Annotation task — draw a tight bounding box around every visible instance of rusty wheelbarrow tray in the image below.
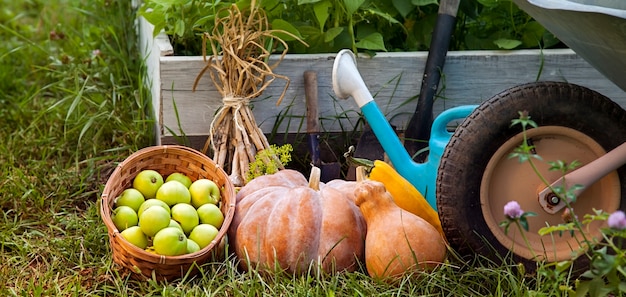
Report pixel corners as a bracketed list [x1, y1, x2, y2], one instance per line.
[512, 0, 626, 92]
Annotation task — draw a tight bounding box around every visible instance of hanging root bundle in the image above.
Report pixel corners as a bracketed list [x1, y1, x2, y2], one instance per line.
[193, 0, 305, 186]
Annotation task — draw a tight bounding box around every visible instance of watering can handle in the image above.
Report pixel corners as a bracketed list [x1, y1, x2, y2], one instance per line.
[429, 105, 478, 157]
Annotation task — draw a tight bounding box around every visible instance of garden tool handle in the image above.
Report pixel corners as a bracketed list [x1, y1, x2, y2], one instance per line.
[304, 70, 320, 134]
[440, 0, 460, 15]
[539, 141, 626, 214]
[404, 0, 460, 161]
[304, 70, 322, 167]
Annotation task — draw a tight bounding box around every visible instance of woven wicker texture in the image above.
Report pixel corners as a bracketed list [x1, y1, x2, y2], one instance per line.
[100, 145, 235, 281]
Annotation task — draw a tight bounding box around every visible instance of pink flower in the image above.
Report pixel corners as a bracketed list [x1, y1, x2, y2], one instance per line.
[504, 201, 524, 219]
[608, 210, 626, 230]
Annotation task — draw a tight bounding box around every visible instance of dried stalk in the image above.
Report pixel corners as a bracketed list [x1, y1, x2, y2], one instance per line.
[193, 0, 306, 186]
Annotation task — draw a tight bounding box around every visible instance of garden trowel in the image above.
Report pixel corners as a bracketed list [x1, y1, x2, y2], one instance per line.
[304, 70, 341, 182]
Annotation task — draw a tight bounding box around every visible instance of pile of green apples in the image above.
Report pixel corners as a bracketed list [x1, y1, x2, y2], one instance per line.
[110, 169, 224, 256]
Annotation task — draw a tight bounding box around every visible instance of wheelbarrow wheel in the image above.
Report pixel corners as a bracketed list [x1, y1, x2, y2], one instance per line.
[437, 81, 626, 274]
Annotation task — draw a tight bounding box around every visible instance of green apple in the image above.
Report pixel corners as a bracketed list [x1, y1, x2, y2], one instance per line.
[114, 188, 145, 212]
[133, 170, 164, 199]
[189, 223, 219, 249]
[165, 172, 192, 188]
[153, 227, 188, 256]
[120, 226, 149, 249]
[196, 203, 224, 229]
[168, 219, 183, 231]
[189, 179, 221, 208]
[111, 205, 138, 231]
[171, 203, 199, 235]
[156, 180, 191, 206]
[139, 205, 171, 238]
[137, 198, 170, 218]
[186, 238, 200, 254]
[145, 246, 157, 255]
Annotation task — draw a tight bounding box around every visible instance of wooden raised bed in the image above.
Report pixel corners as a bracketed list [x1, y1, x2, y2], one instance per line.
[138, 16, 626, 150]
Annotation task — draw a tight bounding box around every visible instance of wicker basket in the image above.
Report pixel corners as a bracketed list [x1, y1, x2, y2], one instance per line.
[100, 145, 236, 281]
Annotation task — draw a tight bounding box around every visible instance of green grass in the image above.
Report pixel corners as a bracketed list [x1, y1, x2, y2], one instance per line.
[0, 0, 582, 296]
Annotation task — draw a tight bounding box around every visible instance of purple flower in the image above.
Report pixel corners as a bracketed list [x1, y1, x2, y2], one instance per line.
[504, 201, 524, 219]
[608, 210, 626, 230]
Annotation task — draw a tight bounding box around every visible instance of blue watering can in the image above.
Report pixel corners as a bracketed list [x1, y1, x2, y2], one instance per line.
[332, 49, 477, 210]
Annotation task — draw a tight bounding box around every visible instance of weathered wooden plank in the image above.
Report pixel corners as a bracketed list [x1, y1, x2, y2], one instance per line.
[139, 18, 626, 144]
[157, 49, 626, 139]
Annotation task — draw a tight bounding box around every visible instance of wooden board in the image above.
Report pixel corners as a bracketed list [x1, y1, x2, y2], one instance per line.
[139, 17, 626, 144]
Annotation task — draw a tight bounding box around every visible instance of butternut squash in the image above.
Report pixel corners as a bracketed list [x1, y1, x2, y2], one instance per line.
[368, 160, 444, 237]
[354, 180, 446, 279]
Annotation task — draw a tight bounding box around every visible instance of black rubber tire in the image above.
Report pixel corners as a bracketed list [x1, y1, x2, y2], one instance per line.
[437, 81, 626, 273]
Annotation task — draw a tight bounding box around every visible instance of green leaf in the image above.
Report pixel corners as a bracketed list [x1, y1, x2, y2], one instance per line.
[566, 160, 582, 171]
[494, 38, 522, 49]
[548, 160, 566, 171]
[555, 260, 572, 273]
[343, 0, 365, 15]
[476, 0, 500, 7]
[355, 32, 386, 51]
[499, 220, 512, 235]
[588, 277, 613, 296]
[150, 21, 167, 38]
[298, 0, 321, 4]
[392, 0, 415, 18]
[271, 19, 303, 41]
[313, 0, 332, 31]
[618, 280, 626, 293]
[411, 0, 438, 6]
[616, 263, 626, 278]
[259, 0, 281, 11]
[519, 217, 529, 232]
[144, 0, 188, 7]
[140, 7, 167, 27]
[365, 8, 402, 26]
[538, 223, 576, 236]
[193, 14, 217, 28]
[574, 280, 590, 297]
[590, 247, 615, 277]
[521, 212, 537, 219]
[521, 21, 545, 48]
[174, 19, 185, 38]
[324, 27, 344, 43]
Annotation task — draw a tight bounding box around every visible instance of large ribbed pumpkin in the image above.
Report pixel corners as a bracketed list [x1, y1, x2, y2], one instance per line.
[228, 168, 366, 274]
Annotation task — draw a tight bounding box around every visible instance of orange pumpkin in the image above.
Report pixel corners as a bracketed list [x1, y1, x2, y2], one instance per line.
[354, 180, 447, 279]
[228, 168, 367, 274]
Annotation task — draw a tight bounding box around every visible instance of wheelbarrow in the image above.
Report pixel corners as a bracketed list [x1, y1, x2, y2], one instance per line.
[332, 0, 626, 273]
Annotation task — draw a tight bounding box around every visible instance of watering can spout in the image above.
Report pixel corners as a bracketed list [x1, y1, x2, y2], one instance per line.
[332, 49, 374, 108]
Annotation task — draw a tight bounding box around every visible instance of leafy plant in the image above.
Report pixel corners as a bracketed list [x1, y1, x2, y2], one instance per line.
[138, 0, 234, 56]
[272, 0, 420, 54]
[247, 143, 293, 181]
[139, 0, 426, 55]
[456, 0, 560, 50]
[139, 0, 558, 55]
